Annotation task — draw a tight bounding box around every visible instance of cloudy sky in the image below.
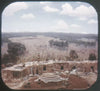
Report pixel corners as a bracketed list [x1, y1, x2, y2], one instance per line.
[2, 1, 98, 34]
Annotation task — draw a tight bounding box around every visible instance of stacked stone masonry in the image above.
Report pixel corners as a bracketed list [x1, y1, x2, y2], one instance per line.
[2, 60, 97, 79]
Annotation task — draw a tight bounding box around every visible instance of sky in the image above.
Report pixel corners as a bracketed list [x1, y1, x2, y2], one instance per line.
[2, 1, 98, 34]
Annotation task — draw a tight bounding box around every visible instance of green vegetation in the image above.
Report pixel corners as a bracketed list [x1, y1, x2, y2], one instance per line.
[88, 53, 96, 60]
[1, 32, 98, 65]
[2, 42, 26, 65]
[49, 40, 68, 50]
[69, 50, 78, 61]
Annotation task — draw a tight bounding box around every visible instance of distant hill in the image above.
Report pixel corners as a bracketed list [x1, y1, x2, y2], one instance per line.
[2, 32, 98, 46]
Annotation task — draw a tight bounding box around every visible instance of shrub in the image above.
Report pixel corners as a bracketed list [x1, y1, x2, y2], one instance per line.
[69, 50, 78, 60]
[88, 53, 96, 60]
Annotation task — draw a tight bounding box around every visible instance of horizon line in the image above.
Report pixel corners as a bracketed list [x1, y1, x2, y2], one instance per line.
[2, 32, 98, 35]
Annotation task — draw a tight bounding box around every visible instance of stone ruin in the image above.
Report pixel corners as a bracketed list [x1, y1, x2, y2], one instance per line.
[2, 60, 97, 80]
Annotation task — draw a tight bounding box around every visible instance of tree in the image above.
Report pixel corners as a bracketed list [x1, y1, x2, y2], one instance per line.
[49, 40, 68, 48]
[69, 50, 78, 60]
[2, 54, 11, 64]
[2, 42, 26, 65]
[88, 53, 96, 60]
[7, 42, 26, 56]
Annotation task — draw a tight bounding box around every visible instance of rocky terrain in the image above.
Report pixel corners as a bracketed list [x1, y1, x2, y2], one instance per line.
[1, 33, 98, 90]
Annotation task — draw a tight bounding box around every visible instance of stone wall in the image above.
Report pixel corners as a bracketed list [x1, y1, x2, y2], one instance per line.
[2, 61, 97, 79]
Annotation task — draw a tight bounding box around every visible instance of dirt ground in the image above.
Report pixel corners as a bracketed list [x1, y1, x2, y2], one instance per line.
[3, 72, 96, 90]
[18, 74, 90, 90]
